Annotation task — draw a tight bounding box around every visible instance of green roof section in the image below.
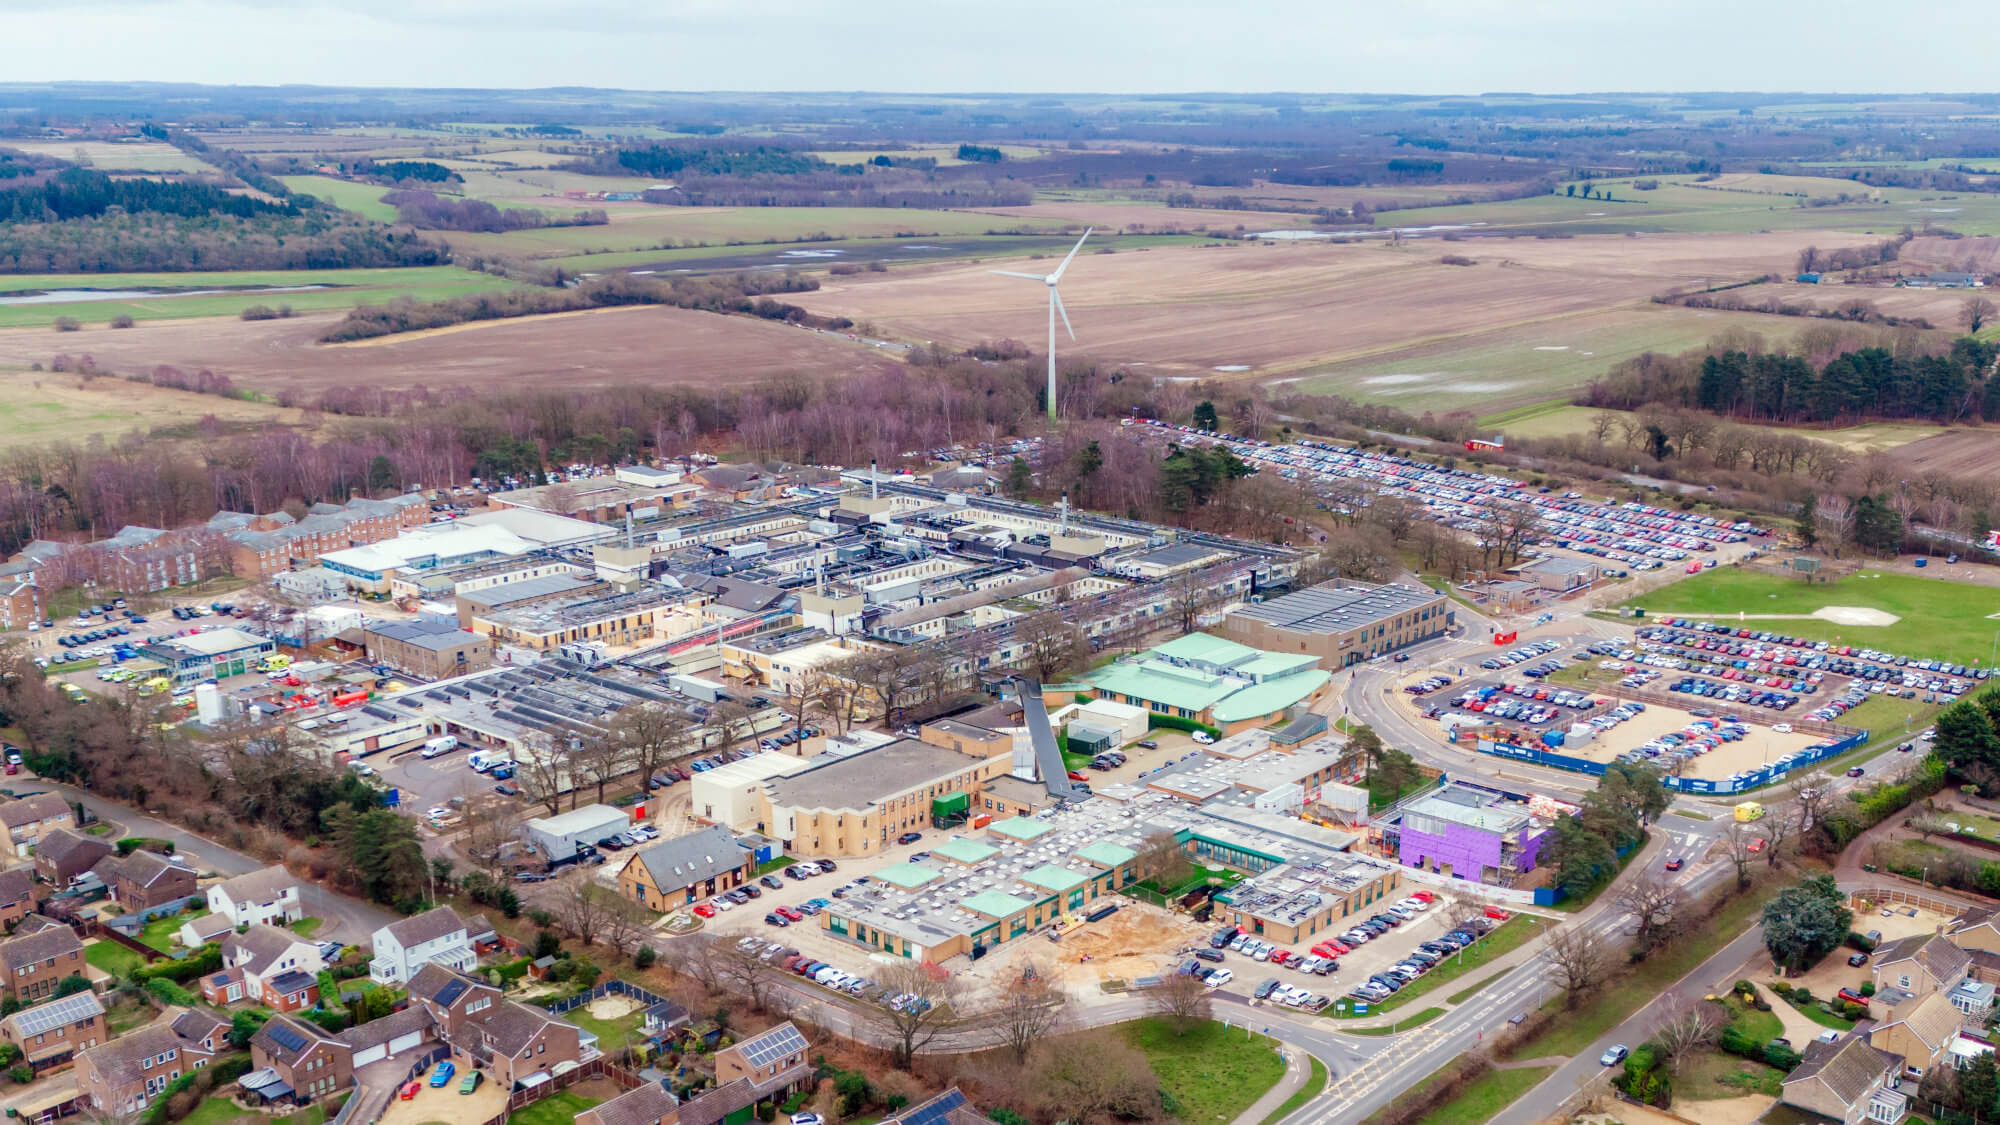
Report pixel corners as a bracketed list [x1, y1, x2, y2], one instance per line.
[1209, 669, 1331, 723]
[988, 816, 1055, 842]
[1075, 841, 1137, 869]
[1151, 632, 1255, 665]
[1021, 864, 1089, 894]
[1238, 651, 1322, 678]
[873, 863, 944, 890]
[1088, 660, 1236, 711]
[930, 837, 999, 865]
[962, 890, 1036, 918]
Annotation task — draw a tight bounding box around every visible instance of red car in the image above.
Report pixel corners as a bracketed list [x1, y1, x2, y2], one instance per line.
[777, 906, 804, 922]
[1068, 771, 1089, 782]
[1411, 891, 1435, 903]
[692, 903, 717, 918]
[1484, 906, 1512, 920]
[1747, 838, 1767, 854]
[1837, 988, 1869, 1006]
[1665, 857, 1684, 871]
[399, 1081, 422, 1101]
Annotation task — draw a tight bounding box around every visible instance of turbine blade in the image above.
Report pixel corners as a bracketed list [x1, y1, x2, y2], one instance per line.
[1049, 227, 1094, 282]
[989, 270, 1048, 281]
[1052, 287, 1075, 341]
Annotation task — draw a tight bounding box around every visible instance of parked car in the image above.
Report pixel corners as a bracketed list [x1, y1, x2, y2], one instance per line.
[459, 1071, 483, 1095]
[430, 1061, 456, 1088]
[1599, 1045, 1628, 1067]
[399, 1081, 421, 1101]
[897, 832, 923, 845]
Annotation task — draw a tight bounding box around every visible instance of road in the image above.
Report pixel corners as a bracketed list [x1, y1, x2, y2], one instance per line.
[29, 777, 397, 945]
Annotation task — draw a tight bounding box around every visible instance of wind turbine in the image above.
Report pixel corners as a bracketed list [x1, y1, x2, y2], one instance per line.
[992, 227, 1092, 421]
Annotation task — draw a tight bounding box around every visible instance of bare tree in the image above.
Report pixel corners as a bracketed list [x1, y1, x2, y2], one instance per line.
[1546, 924, 1609, 1008]
[1614, 871, 1683, 957]
[1723, 821, 1757, 889]
[865, 961, 967, 1068]
[600, 893, 652, 957]
[1762, 807, 1800, 867]
[987, 960, 1070, 1064]
[1907, 813, 1954, 844]
[1964, 295, 1996, 335]
[459, 798, 524, 876]
[559, 880, 615, 947]
[608, 702, 699, 793]
[1144, 972, 1212, 1036]
[1789, 772, 1832, 834]
[572, 729, 631, 806]
[1024, 1032, 1164, 1124]
[715, 937, 785, 1013]
[1170, 569, 1218, 633]
[1133, 830, 1194, 894]
[1651, 995, 1726, 1072]
[515, 734, 572, 817]
[1016, 610, 1086, 683]
[662, 934, 727, 992]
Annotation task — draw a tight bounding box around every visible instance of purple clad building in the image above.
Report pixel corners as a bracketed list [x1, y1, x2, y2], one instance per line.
[1390, 786, 1553, 886]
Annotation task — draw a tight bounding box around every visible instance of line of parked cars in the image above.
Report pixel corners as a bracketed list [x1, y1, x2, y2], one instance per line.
[593, 824, 661, 851]
[1479, 640, 1563, 671]
[1206, 928, 1339, 976]
[1345, 898, 1505, 1006]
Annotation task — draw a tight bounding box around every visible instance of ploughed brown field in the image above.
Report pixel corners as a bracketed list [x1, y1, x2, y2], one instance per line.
[799, 230, 1882, 381]
[0, 306, 900, 395]
[1883, 428, 2000, 475]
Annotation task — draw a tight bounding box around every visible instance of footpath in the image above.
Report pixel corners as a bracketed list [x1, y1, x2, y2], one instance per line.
[1231, 1045, 1316, 1125]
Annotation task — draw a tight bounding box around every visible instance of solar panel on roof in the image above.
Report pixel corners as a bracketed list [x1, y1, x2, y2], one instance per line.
[897, 1089, 967, 1125]
[267, 1022, 308, 1052]
[739, 1023, 808, 1068]
[435, 978, 468, 1008]
[9, 991, 101, 1036]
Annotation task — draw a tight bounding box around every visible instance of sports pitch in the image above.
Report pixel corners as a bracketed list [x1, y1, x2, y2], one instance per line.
[1620, 568, 2000, 666]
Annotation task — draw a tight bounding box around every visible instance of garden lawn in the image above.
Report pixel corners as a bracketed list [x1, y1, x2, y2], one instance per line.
[1124, 1018, 1287, 1125]
[1678, 1050, 1786, 1100]
[1621, 568, 2000, 665]
[178, 1097, 266, 1125]
[1725, 996, 1784, 1043]
[563, 1006, 641, 1051]
[85, 940, 146, 978]
[507, 1090, 603, 1125]
[290, 917, 323, 939]
[754, 854, 796, 877]
[138, 908, 200, 952]
[1777, 992, 1857, 1030]
[1331, 916, 1540, 1016]
[1508, 881, 1776, 1059]
[1260, 1057, 1327, 1125]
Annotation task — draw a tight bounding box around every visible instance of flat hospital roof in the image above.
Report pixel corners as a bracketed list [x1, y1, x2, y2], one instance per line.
[764, 740, 987, 813]
[988, 816, 1054, 841]
[874, 863, 945, 890]
[1020, 864, 1087, 894]
[931, 837, 999, 865]
[962, 890, 1036, 918]
[1230, 581, 1442, 635]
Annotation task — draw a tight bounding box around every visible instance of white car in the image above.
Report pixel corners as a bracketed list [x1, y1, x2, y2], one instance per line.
[1205, 968, 1233, 987]
[792, 1116, 824, 1125]
[424, 806, 448, 820]
[1192, 731, 1215, 745]
[1773, 723, 1793, 733]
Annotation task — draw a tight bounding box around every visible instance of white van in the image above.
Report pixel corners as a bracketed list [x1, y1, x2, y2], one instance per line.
[468, 750, 513, 773]
[421, 736, 460, 759]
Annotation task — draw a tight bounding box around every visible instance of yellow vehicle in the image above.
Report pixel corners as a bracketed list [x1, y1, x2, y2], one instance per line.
[259, 655, 292, 672]
[136, 675, 172, 697]
[1734, 801, 1765, 823]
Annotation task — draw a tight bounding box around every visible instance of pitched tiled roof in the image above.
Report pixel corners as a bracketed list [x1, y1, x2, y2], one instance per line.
[0, 793, 69, 829]
[34, 828, 112, 872]
[334, 1004, 433, 1053]
[407, 962, 491, 1008]
[1877, 991, 1964, 1053]
[1786, 1036, 1899, 1103]
[476, 1002, 566, 1057]
[82, 1024, 185, 1088]
[0, 923, 82, 971]
[1955, 904, 2000, 932]
[631, 826, 749, 892]
[381, 905, 465, 949]
[225, 924, 308, 977]
[1873, 933, 1973, 985]
[213, 866, 296, 906]
[171, 1008, 229, 1049]
[249, 1014, 333, 1067]
[114, 849, 194, 889]
[183, 913, 236, 943]
[0, 866, 35, 903]
[584, 1082, 680, 1125]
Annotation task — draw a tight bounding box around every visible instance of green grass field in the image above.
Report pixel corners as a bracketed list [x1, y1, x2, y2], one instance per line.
[1471, 402, 1947, 455]
[1623, 568, 2000, 665]
[506, 1090, 602, 1125]
[446, 205, 1066, 261]
[0, 379, 300, 456]
[279, 176, 402, 222]
[84, 939, 146, 978]
[0, 266, 520, 329]
[1126, 1018, 1287, 1125]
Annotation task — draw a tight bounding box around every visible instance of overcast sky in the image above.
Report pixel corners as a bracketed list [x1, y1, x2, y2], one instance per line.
[6, 0, 1993, 94]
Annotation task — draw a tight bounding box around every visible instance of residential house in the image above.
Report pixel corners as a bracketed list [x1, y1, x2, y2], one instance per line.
[578, 1022, 812, 1125]
[0, 866, 39, 930]
[406, 963, 587, 1088]
[0, 794, 73, 858]
[1947, 905, 2000, 978]
[883, 1089, 996, 1125]
[207, 866, 302, 928]
[78, 1023, 199, 1116]
[368, 904, 476, 985]
[1867, 991, 1970, 1081]
[95, 849, 198, 912]
[0, 926, 86, 1003]
[1780, 1034, 1908, 1125]
[178, 912, 236, 949]
[248, 1016, 351, 1107]
[203, 925, 323, 1011]
[0, 990, 106, 1073]
[1872, 933, 1973, 1002]
[170, 1009, 229, 1063]
[643, 1000, 690, 1037]
[33, 829, 113, 889]
[616, 826, 753, 911]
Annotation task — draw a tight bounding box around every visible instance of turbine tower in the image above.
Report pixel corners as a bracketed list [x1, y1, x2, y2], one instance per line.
[992, 227, 1092, 421]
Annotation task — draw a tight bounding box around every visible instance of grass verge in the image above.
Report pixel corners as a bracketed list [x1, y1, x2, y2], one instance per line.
[1343, 1007, 1444, 1035]
[1506, 879, 1776, 1060]
[84, 939, 146, 978]
[1671, 809, 1712, 820]
[1447, 972, 1505, 1006]
[1259, 1056, 1327, 1125]
[1125, 1018, 1287, 1125]
[1418, 1067, 1555, 1125]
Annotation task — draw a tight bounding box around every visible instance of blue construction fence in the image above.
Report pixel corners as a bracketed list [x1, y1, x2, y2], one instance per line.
[1473, 729, 1869, 796]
